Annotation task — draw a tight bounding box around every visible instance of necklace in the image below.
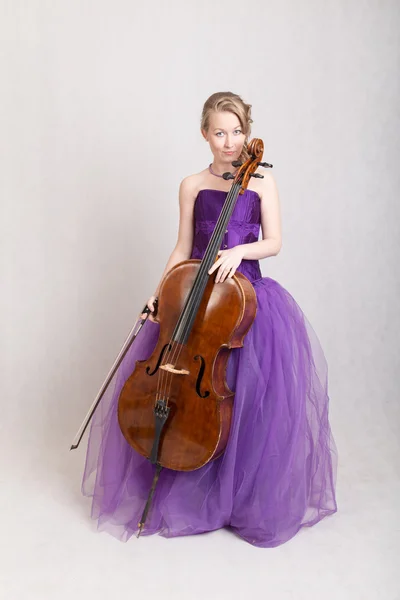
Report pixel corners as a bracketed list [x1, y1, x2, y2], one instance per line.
[208, 163, 238, 178]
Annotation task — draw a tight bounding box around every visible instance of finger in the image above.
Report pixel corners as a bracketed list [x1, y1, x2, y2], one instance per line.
[212, 257, 228, 272]
[216, 268, 226, 283]
[209, 262, 220, 275]
[209, 251, 226, 274]
[219, 265, 233, 282]
[220, 268, 231, 282]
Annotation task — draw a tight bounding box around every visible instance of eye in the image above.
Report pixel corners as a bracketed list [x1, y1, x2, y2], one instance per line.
[216, 132, 224, 137]
[234, 129, 242, 135]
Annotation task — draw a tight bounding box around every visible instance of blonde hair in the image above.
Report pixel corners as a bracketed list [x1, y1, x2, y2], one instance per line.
[200, 91, 253, 163]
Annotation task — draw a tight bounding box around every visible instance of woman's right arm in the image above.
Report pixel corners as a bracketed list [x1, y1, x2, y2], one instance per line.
[140, 176, 197, 319]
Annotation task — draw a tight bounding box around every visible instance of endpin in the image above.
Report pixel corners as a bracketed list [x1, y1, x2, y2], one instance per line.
[136, 463, 163, 538]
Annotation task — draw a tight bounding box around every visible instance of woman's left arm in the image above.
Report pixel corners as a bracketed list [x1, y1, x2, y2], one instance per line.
[240, 172, 282, 260]
[208, 173, 282, 283]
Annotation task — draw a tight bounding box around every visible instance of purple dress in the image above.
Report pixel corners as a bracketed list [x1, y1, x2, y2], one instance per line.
[82, 188, 338, 547]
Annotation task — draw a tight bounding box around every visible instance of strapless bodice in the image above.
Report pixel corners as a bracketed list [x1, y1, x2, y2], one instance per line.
[190, 188, 262, 283]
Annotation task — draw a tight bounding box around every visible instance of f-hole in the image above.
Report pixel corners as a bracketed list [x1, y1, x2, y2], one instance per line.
[146, 343, 172, 376]
[194, 354, 210, 398]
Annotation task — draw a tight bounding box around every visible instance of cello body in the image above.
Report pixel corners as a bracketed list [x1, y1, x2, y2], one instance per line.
[117, 259, 257, 471]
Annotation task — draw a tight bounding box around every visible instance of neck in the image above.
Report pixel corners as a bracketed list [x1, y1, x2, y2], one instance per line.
[210, 160, 236, 177]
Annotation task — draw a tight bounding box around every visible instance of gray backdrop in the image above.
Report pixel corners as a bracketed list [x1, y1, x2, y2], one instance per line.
[1, 1, 399, 599]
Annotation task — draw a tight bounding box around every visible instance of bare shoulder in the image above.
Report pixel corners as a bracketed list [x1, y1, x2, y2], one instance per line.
[258, 171, 280, 205]
[179, 168, 209, 202]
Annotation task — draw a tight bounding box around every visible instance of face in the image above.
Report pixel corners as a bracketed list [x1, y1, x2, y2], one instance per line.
[202, 111, 246, 164]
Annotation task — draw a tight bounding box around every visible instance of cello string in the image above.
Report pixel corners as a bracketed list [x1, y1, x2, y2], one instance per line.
[156, 182, 242, 411]
[153, 184, 238, 410]
[157, 183, 241, 407]
[149, 180, 244, 472]
[174, 183, 242, 351]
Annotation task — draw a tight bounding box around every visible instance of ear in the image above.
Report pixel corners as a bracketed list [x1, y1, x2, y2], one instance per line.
[201, 128, 208, 141]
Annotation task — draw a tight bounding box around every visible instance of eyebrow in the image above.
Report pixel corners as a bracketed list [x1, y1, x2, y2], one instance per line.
[213, 127, 242, 132]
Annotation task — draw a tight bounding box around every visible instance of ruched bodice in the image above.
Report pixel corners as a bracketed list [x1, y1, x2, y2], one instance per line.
[190, 188, 262, 283]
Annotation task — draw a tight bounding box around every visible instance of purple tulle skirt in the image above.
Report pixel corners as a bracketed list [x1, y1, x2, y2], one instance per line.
[82, 276, 338, 547]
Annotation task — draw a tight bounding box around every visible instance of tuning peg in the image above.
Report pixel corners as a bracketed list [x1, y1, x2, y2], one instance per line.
[258, 162, 273, 168]
[222, 172, 236, 180]
[251, 173, 264, 178]
[231, 161, 243, 167]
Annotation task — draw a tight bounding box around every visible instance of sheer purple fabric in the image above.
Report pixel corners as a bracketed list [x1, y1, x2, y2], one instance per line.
[81, 188, 338, 547]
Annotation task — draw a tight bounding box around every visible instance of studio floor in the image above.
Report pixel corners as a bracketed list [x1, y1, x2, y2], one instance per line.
[1, 425, 398, 600]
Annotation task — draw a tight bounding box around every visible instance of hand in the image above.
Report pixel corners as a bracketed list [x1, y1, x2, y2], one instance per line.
[208, 246, 244, 283]
[140, 295, 158, 321]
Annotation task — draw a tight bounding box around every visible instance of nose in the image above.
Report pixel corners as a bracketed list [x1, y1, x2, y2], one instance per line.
[224, 135, 234, 148]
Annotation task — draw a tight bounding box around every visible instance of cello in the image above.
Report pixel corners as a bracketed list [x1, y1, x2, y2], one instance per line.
[117, 138, 272, 534]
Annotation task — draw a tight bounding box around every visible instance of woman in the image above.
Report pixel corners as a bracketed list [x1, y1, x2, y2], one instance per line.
[82, 91, 338, 547]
